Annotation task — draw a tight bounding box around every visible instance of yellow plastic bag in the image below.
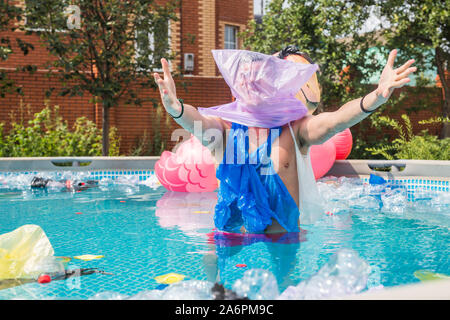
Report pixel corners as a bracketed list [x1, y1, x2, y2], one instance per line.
[0, 225, 57, 280]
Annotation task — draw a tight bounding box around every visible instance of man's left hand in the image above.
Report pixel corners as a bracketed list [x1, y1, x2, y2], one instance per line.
[377, 49, 417, 100]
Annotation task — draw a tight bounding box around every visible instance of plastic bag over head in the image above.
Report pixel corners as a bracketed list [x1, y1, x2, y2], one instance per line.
[198, 49, 319, 128]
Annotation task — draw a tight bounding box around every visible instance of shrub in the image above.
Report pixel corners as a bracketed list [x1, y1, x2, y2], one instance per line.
[365, 114, 450, 160]
[0, 103, 120, 157]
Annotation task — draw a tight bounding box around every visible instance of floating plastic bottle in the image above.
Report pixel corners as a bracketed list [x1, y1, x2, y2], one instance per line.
[278, 249, 371, 299]
[231, 269, 280, 300]
[160, 280, 214, 300]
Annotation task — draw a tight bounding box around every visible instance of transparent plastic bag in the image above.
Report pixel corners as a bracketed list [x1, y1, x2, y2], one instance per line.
[287, 123, 325, 225]
[0, 225, 60, 280]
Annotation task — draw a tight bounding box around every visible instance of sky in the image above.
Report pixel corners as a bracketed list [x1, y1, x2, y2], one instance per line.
[253, 0, 265, 15]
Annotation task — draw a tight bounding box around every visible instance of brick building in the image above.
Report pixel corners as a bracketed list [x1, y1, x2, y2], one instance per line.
[0, 0, 254, 154]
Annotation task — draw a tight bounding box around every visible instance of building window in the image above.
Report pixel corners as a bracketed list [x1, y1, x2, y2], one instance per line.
[135, 19, 170, 71]
[224, 25, 239, 49]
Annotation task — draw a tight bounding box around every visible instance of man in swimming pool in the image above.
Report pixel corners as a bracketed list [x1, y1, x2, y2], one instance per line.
[153, 47, 416, 233]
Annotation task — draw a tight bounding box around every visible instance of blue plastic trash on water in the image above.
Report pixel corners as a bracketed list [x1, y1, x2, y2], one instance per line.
[369, 174, 387, 185]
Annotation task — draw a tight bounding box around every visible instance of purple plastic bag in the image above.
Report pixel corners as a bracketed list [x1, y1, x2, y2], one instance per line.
[198, 50, 319, 128]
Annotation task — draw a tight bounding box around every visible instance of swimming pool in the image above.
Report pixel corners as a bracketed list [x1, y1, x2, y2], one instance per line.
[0, 159, 449, 300]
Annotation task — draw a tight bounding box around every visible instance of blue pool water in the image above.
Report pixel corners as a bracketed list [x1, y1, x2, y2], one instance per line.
[0, 172, 449, 299]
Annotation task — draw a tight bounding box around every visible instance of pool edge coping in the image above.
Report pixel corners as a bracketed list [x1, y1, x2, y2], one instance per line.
[0, 157, 449, 178]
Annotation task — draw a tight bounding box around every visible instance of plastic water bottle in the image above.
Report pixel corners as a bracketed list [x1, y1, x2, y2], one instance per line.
[232, 269, 279, 300]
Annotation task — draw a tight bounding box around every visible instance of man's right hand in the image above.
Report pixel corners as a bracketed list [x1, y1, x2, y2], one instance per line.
[153, 58, 182, 116]
[152, 57, 225, 151]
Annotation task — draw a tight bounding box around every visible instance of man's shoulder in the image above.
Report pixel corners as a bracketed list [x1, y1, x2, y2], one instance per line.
[290, 115, 315, 148]
[292, 115, 314, 130]
[205, 117, 231, 130]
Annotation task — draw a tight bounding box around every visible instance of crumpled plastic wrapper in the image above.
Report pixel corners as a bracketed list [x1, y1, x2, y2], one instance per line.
[0, 225, 62, 280]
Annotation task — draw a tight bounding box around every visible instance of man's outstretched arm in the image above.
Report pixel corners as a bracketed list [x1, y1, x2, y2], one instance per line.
[298, 49, 417, 146]
[153, 58, 225, 145]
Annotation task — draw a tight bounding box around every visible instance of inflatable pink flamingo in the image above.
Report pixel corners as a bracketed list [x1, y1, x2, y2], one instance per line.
[155, 135, 218, 192]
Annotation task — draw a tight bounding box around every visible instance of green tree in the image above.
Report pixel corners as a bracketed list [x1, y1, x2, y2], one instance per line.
[241, 0, 384, 111]
[22, 0, 179, 155]
[0, 0, 35, 97]
[242, 0, 449, 158]
[376, 0, 450, 138]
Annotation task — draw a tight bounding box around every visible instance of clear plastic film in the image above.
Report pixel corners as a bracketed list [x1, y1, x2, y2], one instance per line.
[0, 225, 62, 280]
[198, 49, 319, 128]
[288, 123, 325, 225]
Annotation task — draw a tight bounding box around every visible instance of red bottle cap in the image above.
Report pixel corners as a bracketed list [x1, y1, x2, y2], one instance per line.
[38, 274, 51, 284]
[235, 264, 247, 268]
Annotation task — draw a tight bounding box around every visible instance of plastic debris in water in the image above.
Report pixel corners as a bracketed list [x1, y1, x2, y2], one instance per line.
[0, 225, 63, 280]
[211, 283, 248, 300]
[96, 281, 215, 300]
[73, 255, 104, 261]
[49, 268, 113, 281]
[235, 264, 247, 268]
[127, 290, 163, 300]
[414, 270, 450, 282]
[348, 195, 381, 211]
[37, 274, 51, 284]
[89, 281, 246, 301]
[156, 284, 169, 290]
[278, 249, 371, 300]
[154, 273, 186, 284]
[55, 256, 71, 263]
[161, 280, 214, 300]
[54, 256, 72, 270]
[138, 173, 162, 190]
[381, 188, 407, 213]
[232, 269, 280, 300]
[89, 291, 129, 300]
[369, 174, 387, 185]
[88, 250, 373, 301]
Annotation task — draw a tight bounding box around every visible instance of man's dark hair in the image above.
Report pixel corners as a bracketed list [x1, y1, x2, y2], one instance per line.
[277, 45, 301, 59]
[277, 45, 315, 65]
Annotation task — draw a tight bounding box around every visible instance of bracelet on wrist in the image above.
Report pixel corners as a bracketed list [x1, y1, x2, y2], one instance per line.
[169, 99, 184, 119]
[360, 94, 375, 114]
